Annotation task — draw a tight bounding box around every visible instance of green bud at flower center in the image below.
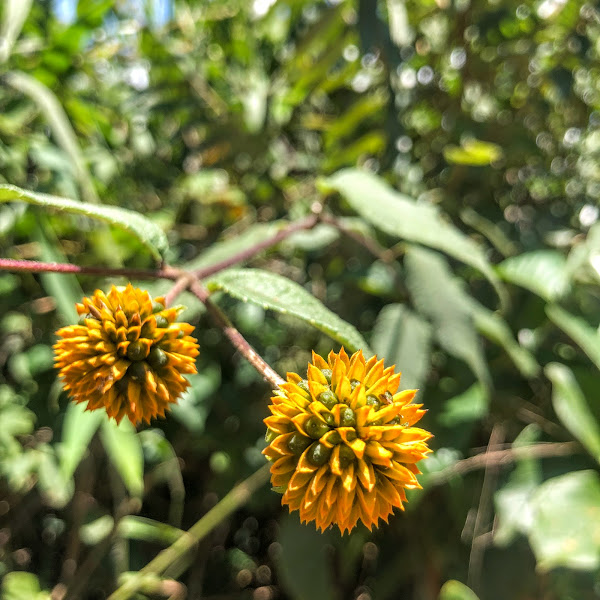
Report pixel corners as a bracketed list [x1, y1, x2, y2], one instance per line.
[318, 390, 338, 409]
[155, 315, 169, 329]
[321, 369, 332, 383]
[152, 301, 165, 313]
[305, 416, 330, 439]
[367, 394, 381, 410]
[307, 442, 332, 466]
[127, 360, 147, 381]
[340, 406, 356, 427]
[127, 340, 148, 361]
[287, 432, 312, 455]
[147, 347, 168, 369]
[339, 444, 356, 468]
[297, 379, 310, 393]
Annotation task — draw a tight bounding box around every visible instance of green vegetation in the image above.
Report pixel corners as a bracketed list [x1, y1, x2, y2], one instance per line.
[1, 1, 600, 599]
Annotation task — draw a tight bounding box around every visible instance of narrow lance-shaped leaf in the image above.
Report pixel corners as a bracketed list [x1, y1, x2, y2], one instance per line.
[546, 304, 600, 371]
[5, 71, 98, 204]
[545, 362, 600, 464]
[0, 183, 169, 261]
[371, 303, 432, 390]
[206, 268, 372, 354]
[100, 419, 145, 499]
[405, 246, 491, 389]
[320, 168, 506, 308]
[497, 250, 570, 301]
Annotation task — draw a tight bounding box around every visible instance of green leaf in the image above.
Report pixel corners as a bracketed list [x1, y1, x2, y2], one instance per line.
[206, 268, 372, 354]
[545, 363, 600, 463]
[494, 425, 542, 546]
[0, 183, 169, 261]
[498, 250, 569, 301]
[439, 580, 480, 600]
[320, 168, 506, 307]
[80, 515, 183, 546]
[471, 303, 540, 378]
[1, 572, 50, 600]
[0, 0, 33, 63]
[59, 402, 104, 480]
[33, 219, 82, 323]
[443, 139, 503, 166]
[546, 304, 600, 371]
[371, 303, 432, 390]
[528, 470, 600, 571]
[5, 71, 98, 204]
[185, 221, 284, 272]
[405, 247, 491, 388]
[100, 419, 145, 499]
[439, 384, 488, 427]
[276, 513, 337, 600]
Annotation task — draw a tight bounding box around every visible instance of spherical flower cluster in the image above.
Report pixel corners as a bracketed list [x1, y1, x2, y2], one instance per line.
[263, 348, 432, 533]
[54, 284, 199, 425]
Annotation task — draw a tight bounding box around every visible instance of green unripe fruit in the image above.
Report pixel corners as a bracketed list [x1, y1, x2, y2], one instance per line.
[322, 412, 335, 426]
[305, 416, 330, 439]
[338, 444, 356, 468]
[297, 379, 310, 393]
[127, 360, 147, 381]
[321, 369, 332, 383]
[307, 442, 332, 466]
[328, 431, 342, 445]
[366, 395, 381, 410]
[287, 432, 312, 455]
[155, 315, 169, 329]
[147, 347, 168, 369]
[127, 340, 148, 361]
[340, 406, 356, 427]
[318, 390, 338, 409]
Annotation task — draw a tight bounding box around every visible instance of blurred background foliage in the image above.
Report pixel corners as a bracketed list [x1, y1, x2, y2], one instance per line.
[1, 0, 600, 599]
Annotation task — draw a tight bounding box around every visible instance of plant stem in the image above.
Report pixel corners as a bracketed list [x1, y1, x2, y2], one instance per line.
[0, 258, 180, 280]
[192, 214, 319, 279]
[189, 280, 285, 388]
[107, 465, 271, 600]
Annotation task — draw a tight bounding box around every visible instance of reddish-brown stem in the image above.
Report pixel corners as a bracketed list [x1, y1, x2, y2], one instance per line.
[193, 214, 319, 279]
[164, 274, 194, 307]
[0, 258, 180, 280]
[189, 280, 284, 388]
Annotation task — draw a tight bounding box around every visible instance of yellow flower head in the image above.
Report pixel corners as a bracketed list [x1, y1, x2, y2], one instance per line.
[263, 348, 432, 534]
[54, 284, 199, 425]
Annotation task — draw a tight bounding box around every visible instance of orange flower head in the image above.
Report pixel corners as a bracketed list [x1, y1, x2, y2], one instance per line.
[263, 348, 432, 534]
[54, 284, 199, 425]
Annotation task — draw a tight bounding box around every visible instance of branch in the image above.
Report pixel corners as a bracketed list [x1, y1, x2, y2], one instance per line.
[189, 280, 285, 388]
[0, 258, 180, 280]
[192, 214, 319, 279]
[427, 441, 581, 486]
[107, 465, 270, 600]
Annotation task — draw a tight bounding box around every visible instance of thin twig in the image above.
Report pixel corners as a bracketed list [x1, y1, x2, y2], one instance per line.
[193, 214, 319, 279]
[164, 273, 195, 307]
[0, 258, 181, 280]
[107, 465, 271, 600]
[189, 280, 285, 388]
[468, 424, 504, 592]
[320, 213, 394, 263]
[427, 441, 580, 486]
